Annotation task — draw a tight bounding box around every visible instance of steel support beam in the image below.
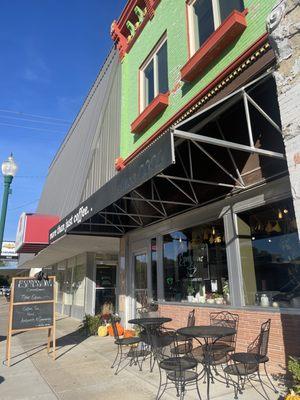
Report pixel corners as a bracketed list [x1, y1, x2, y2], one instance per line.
[157, 173, 236, 188]
[173, 129, 286, 160]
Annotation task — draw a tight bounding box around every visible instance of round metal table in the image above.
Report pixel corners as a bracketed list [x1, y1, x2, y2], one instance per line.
[129, 317, 172, 371]
[177, 325, 236, 400]
[128, 317, 172, 328]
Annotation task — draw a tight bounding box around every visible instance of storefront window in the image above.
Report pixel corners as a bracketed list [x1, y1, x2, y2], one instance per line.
[72, 264, 86, 307]
[151, 238, 157, 301]
[163, 220, 230, 304]
[238, 199, 300, 308]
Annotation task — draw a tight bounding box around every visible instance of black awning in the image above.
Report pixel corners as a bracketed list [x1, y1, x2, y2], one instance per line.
[49, 132, 175, 242]
[49, 73, 287, 243]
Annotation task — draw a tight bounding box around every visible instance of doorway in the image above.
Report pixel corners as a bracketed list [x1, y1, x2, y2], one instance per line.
[95, 265, 116, 315]
[134, 252, 148, 314]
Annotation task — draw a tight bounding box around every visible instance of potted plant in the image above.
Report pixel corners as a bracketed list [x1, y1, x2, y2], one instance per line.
[285, 357, 300, 399]
[223, 281, 230, 304]
[195, 282, 206, 303]
[187, 284, 195, 302]
[213, 293, 224, 305]
[206, 292, 215, 304]
[81, 314, 101, 336]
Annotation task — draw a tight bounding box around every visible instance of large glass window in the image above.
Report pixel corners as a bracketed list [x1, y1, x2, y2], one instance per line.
[163, 220, 230, 304]
[238, 199, 300, 308]
[140, 37, 168, 111]
[188, 0, 244, 55]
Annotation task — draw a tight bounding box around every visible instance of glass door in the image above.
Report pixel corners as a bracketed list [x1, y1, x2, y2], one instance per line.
[95, 265, 116, 315]
[134, 253, 148, 313]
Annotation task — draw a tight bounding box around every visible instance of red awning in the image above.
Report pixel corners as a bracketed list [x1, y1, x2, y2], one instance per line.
[15, 213, 59, 253]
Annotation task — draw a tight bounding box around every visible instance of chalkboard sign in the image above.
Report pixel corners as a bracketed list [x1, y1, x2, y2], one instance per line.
[13, 279, 54, 303]
[12, 303, 53, 330]
[6, 276, 56, 367]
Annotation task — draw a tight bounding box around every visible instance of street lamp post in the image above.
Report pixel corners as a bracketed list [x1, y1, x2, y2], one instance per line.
[0, 154, 18, 251]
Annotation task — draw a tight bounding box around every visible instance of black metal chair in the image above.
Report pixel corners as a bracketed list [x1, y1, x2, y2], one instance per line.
[152, 329, 202, 400]
[224, 319, 278, 400]
[110, 319, 142, 375]
[209, 311, 239, 354]
[173, 309, 195, 356]
[190, 311, 239, 378]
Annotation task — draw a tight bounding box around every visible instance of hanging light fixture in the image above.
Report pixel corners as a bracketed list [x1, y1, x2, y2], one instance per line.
[278, 209, 283, 219]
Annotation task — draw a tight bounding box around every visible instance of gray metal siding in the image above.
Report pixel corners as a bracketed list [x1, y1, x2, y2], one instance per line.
[81, 58, 121, 201]
[36, 48, 121, 218]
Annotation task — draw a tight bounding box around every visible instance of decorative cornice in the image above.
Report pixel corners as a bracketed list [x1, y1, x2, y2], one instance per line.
[111, 0, 161, 59]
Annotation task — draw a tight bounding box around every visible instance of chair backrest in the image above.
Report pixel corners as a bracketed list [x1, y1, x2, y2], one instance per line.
[248, 319, 271, 357]
[187, 309, 195, 327]
[111, 319, 120, 340]
[150, 329, 178, 361]
[210, 311, 239, 346]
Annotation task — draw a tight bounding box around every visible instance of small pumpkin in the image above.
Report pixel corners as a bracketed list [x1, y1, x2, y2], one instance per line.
[98, 325, 108, 337]
[124, 329, 135, 338]
[285, 391, 300, 400]
[107, 322, 124, 337]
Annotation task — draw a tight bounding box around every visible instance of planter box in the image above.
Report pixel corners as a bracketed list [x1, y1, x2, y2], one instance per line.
[181, 10, 247, 83]
[131, 93, 169, 134]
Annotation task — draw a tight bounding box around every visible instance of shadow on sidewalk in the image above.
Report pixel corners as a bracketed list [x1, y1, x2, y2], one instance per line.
[6, 327, 88, 366]
[0, 376, 4, 384]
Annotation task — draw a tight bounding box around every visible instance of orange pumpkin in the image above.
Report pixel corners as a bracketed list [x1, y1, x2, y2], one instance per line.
[124, 329, 135, 338]
[107, 322, 124, 337]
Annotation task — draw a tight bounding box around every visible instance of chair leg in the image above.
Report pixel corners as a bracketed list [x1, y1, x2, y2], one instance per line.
[111, 345, 120, 369]
[196, 378, 202, 400]
[114, 345, 123, 375]
[263, 363, 278, 394]
[156, 370, 167, 400]
[258, 369, 271, 400]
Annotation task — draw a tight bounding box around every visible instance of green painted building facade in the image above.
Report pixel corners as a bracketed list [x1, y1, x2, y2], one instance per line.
[118, 0, 276, 160]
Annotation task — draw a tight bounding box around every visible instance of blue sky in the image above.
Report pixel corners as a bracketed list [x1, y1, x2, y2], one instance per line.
[0, 0, 126, 241]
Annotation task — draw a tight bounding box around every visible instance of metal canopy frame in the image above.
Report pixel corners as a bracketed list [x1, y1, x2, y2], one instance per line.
[70, 73, 287, 237]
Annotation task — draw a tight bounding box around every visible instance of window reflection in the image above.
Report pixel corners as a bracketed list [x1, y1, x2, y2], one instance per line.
[238, 199, 300, 308]
[163, 220, 229, 304]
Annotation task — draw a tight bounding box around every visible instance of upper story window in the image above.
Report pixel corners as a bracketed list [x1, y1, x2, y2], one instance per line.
[140, 36, 168, 112]
[187, 0, 244, 56]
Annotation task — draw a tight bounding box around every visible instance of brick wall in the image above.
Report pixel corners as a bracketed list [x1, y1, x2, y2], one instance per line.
[158, 303, 300, 374]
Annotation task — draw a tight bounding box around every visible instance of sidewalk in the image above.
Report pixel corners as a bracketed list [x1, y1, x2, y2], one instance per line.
[0, 297, 284, 400]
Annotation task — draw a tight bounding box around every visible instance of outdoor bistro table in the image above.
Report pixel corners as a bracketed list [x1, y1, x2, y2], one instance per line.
[128, 317, 172, 371]
[177, 325, 236, 400]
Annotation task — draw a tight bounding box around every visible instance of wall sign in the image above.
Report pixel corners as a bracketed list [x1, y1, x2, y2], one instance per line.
[6, 277, 56, 367]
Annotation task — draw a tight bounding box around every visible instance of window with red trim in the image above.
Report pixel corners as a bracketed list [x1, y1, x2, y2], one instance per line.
[140, 35, 169, 112]
[187, 0, 244, 56]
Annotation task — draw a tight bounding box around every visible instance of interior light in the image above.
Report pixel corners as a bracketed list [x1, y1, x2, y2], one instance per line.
[278, 209, 283, 219]
[252, 236, 255, 240]
[212, 226, 216, 235]
[283, 209, 288, 214]
[268, 239, 272, 243]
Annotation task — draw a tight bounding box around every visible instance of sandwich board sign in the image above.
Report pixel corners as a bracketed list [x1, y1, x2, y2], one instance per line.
[6, 276, 56, 367]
